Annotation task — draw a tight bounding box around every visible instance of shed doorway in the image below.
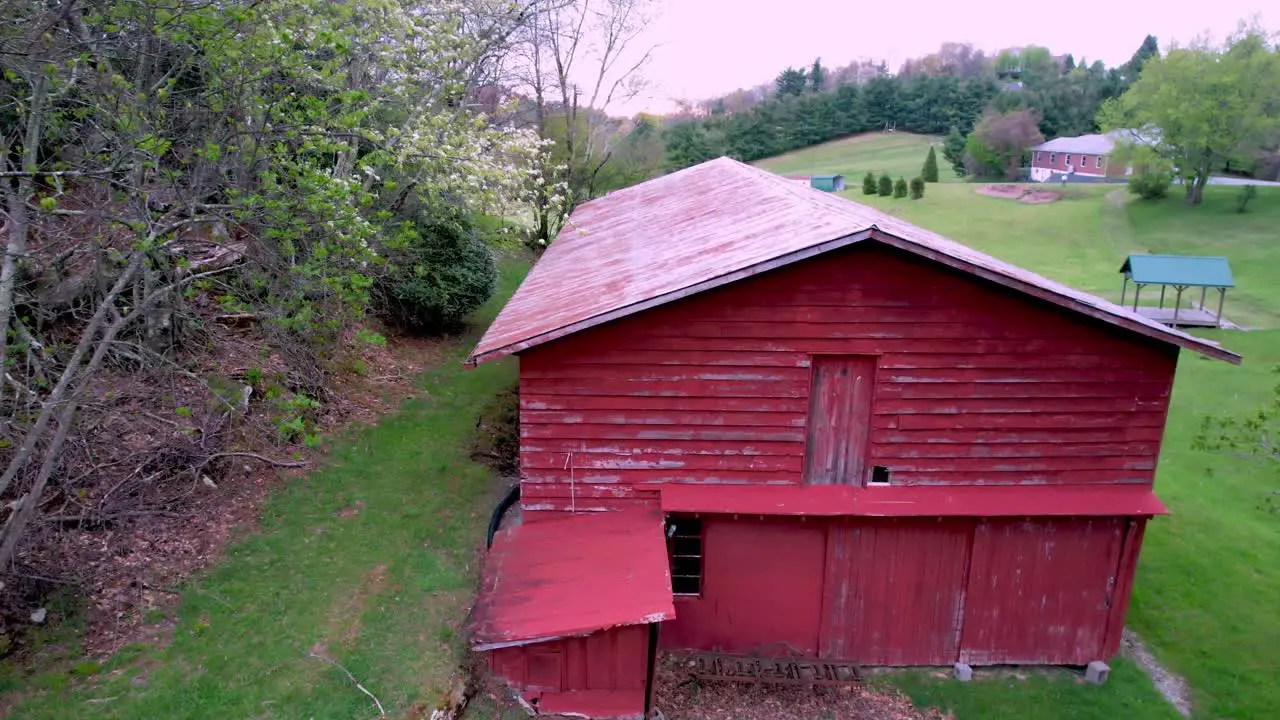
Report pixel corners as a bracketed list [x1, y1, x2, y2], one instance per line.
[803, 356, 876, 485]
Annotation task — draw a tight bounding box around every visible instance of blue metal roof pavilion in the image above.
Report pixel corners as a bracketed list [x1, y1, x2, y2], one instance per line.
[1119, 254, 1234, 328]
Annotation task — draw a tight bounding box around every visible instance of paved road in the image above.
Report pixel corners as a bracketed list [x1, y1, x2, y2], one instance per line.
[1201, 176, 1280, 187]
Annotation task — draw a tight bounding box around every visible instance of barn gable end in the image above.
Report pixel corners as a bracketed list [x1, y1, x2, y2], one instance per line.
[519, 242, 1179, 515]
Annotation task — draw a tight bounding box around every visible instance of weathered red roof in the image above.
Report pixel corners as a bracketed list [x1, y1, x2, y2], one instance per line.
[469, 157, 1238, 364]
[470, 510, 674, 651]
[660, 484, 1169, 517]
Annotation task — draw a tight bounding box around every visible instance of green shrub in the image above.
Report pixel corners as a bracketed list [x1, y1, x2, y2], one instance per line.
[909, 176, 925, 199]
[893, 177, 908, 198]
[877, 173, 893, 196]
[1236, 184, 1257, 213]
[376, 207, 497, 334]
[862, 171, 877, 195]
[1127, 165, 1173, 200]
[922, 147, 939, 182]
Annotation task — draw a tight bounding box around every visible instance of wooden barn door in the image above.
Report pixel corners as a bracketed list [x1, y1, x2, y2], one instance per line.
[804, 356, 876, 485]
[820, 519, 972, 665]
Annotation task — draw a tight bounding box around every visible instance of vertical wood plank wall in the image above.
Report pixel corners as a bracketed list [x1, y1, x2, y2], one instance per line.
[803, 355, 877, 485]
[660, 515, 1146, 665]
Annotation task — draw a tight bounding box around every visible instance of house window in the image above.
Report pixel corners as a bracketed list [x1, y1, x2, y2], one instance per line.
[667, 517, 703, 596]
[1096, 156, 1103, 169]
[1050, 153, 1057, 164]
[1065, 154, 1072, 167]
[869, 465, 891, 485]
[1035, 151, 1041, 163]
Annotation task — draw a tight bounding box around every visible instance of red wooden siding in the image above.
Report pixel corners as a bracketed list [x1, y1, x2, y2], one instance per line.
[661, 515, 1144, 666]
[518, 244, 1178, 515]
[661, 517, 827, 655]
[490, 624, 650, 717]
[959, 517, 1127, 665]
[804, 356, 876, 485]
[821, 518, 971, 664]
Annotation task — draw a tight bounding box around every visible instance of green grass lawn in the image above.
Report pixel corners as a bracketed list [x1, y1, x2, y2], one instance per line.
[879, 659, 1182, 720]
[0, 257, 531, 719]
[843, 182, 1280, 329]
[756, 132, 950, 184]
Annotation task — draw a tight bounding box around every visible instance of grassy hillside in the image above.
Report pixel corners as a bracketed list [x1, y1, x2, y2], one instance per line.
[847, 183, 1280, 329]
[755, 132, 949, 184]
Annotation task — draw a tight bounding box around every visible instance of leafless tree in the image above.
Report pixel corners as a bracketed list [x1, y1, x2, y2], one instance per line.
[505, 0, 658, 245]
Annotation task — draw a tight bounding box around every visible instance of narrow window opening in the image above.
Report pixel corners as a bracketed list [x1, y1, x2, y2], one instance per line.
[667, 517, 703, 596]
[1096, 156, 1103, 169]
[868, 465, 891, 485]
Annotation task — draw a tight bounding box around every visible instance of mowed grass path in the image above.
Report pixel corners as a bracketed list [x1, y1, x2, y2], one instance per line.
[822, 167, 1280, 718]
[2, 258, 530, 719]
[756, 132, 949, 184]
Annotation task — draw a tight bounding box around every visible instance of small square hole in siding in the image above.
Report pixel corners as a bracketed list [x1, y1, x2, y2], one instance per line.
[869, 465, 891, 485]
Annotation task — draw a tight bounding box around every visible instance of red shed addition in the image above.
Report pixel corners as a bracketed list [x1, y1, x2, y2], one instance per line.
[466, 157, 1238, 717]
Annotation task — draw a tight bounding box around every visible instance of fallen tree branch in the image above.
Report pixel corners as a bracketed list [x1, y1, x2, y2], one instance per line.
[195, 452, 309, 475]
[42, 509, 180, 528]
[307, 651, 386, 717]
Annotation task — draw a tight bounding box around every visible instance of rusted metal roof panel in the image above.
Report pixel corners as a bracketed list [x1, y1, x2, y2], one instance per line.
[470, 510, 674, 651]
[660, 483, 1168, 517]
[469, 157, 1237, 364]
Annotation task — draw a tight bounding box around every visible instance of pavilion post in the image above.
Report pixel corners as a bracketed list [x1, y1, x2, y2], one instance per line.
[1216, 287, 1226, 326]
[1159, 285, 1166, 309]
[1200, 286, 1208, 310]
[1133, 284, 1142, 311]
[1172, 286, 1184, 326]
[1121, 275, 1129, 305]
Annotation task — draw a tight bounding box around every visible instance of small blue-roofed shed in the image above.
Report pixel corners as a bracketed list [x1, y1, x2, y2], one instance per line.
[810, 175, 845, 192]
[1119, 254, 1235, 328]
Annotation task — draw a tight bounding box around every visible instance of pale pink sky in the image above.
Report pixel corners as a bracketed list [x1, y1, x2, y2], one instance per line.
[611, 1, 1273, 115]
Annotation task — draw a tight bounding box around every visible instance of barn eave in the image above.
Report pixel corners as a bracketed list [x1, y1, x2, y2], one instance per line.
[466, 226, 1241, 366]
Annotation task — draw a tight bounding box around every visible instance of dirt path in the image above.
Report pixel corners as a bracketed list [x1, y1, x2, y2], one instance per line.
[1123, 629, 1193, 717]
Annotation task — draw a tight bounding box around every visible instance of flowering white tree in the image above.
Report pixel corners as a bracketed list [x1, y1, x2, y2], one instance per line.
[0, 0, 542, 568]
[507, 0, 657, 246]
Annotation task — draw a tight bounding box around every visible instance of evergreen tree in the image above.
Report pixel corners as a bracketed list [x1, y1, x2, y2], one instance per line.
[809, 58, 826, 92]
[862, 171, 877, 195]
[1124, 35, 1160, 79]
[662, 122, 715, 171]
[878, 173, 893, 196]
[909, 176, 925, 199]
[943, 126, 967, 177]
[893, 177, 909, 198]
[922, 147, 940, 182]
[775, 67, 808, 96]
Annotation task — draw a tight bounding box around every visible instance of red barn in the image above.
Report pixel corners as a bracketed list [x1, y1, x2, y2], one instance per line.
[466, 157, 1238, 718]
